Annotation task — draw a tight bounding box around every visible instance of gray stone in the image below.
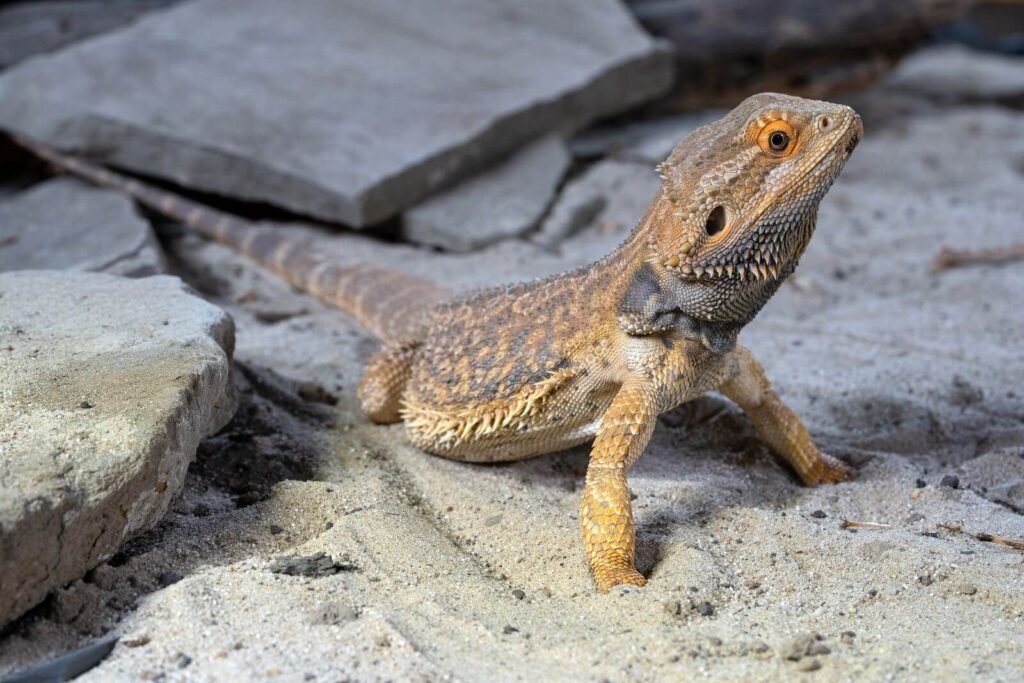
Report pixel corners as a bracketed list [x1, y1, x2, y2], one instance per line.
[569, 111, 722, 162]
[0, 0, 176, 70]
[403, 136, 570, 252]
[884, 45, 1024, 103]
[0, 178, 165, 277]
[534, 160, 659, 246]
[0, 0, 672, 227]
[0, 271, 236, 627]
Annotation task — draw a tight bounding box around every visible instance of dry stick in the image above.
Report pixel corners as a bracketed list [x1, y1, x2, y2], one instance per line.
[931, 244, 1024, 272]
[840, 520, 892, 530]
[939, 523, 1024, 551]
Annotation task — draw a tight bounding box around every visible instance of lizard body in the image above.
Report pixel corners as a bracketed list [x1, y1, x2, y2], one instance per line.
[11, 92, 862, 591]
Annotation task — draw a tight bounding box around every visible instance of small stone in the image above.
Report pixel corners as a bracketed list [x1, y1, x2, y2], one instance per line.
[781, 633, 829, 662]
[122, 635, 151, 648]
[79, 400, 94, 409]
[798, 658, 823, 672]
[750, 640, 770, 654]
[512, 589, 525, 600]
[949, 375, 984, 407]
[940, 475, 960, 489]
[695, 601, 714, 617]
[915, 478, 927, 488]
[268, 552, 357, 577]
[484, 515, 503, 527]
[175, 654, 192, 669]
[809, 510, 827, 519]
[840, 631, 855, 645]
[503, 625, 519, 635]
[157, 571, 183, 588]
[269, 525, 285, 535]
[957, 583, 977, 596]
[867, 588, 878, 597]
[918, 573, 934, 586]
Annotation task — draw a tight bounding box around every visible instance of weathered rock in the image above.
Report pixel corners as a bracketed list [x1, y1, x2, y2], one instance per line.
[0, 271, 236, 627]
[883, 44, 1024, 104]
[570, 111, 721, 162]
[0, 0, 176, 70]
[534, 160, 659, 246]
[0, 0, 672, 227]
[627, 0, 972, 106]
[403, 136, 570, 252]
[0, 178, 165, 277]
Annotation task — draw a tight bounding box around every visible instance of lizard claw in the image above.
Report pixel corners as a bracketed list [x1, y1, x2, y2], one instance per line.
[802, 452, 853, 486]
[594, 564, 647, 592]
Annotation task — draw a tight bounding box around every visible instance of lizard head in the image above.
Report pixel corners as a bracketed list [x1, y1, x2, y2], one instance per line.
[652, 92, 861, 323]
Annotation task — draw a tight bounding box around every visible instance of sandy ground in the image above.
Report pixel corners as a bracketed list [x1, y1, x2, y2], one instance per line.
[2, 73, 1023, 681]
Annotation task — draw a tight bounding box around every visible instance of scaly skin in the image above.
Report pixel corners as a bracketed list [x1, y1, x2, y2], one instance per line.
[10, 92, 862, 591]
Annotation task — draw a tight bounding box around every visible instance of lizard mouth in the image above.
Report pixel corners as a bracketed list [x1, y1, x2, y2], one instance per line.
[669, 116, 861, 284]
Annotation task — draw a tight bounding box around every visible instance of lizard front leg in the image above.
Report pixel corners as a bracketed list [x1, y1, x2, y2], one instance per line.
[719, 345, 851, 485]
[580, 380, 658, 591]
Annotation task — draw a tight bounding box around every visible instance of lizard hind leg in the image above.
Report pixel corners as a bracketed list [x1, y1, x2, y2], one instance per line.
[358, 343, 419, 424]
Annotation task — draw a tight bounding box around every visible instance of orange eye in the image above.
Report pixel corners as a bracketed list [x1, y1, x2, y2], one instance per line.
[757, 121, 796, 156]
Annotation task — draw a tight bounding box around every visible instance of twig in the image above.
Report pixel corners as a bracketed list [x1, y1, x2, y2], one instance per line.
[931, 244, 1024, 272]
[840, 520, 892, 530]
[939, 523, 1024, 551]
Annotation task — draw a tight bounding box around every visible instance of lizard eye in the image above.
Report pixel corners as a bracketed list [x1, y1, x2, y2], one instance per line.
[757, 120, 796, 156]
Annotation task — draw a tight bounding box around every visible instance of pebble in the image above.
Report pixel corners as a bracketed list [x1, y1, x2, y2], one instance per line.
[157, 571, 183, 588]
[269, 525, 285, 535]
[695, 601, 714, 617]
[918, 573, 934, 586]
[915, 478, 927, 488]
[503, 625, 519, 635]
[940, 475, 960, 489]
[810, 510, 827, 519]
[798, 658, 823, 672]
[958, 583, 978, 596]
[840, 631, 856, 645]
[175, 653, 192, 669]
[512, 589, 525, 600]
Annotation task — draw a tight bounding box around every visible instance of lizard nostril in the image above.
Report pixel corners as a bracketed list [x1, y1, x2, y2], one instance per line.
[705, 206, 726, 236]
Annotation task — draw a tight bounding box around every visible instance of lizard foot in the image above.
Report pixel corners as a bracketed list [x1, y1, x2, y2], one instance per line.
[800, 452, 853, 486]
[594, 563, 647, 592]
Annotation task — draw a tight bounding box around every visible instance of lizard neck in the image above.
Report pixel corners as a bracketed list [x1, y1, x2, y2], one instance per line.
[604, 189, 782, 353]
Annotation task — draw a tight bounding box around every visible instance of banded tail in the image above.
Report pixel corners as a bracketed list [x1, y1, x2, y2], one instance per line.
[9, 132, 448, 342]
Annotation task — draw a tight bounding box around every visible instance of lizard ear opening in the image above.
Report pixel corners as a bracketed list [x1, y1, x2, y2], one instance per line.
[705, 206, 726, 237]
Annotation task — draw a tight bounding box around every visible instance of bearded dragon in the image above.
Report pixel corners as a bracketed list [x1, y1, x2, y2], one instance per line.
[10, 92, 862, 592]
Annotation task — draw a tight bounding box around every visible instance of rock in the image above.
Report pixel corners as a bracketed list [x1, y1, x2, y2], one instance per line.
[627, 0, 972, 106]
[534, 160, 659, 246]
[0, 271, 235, 627]
[268, 552, 356, 578]
[403, 137, 570, 252]
[940, 475, 960, 490]
[0, 0, 175, 70]
[0, 0, 672, 227]
[884, 45, 1024, 104]
[569, 111, 721, 161]
[0, 178, 165, 277]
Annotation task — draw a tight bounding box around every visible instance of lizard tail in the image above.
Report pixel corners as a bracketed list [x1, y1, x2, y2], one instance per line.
[9, 132, 448, 343]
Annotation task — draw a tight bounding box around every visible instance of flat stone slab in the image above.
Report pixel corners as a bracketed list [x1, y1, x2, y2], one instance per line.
[534, 159, 659, 246]
[0, 0, 671, 227]
[884, 44, 1024, 102]
[0, 178, 165, 277]
[403, 136, 570, 252]
[0, 0, 175, 70]
[0, 271, 236, 627]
